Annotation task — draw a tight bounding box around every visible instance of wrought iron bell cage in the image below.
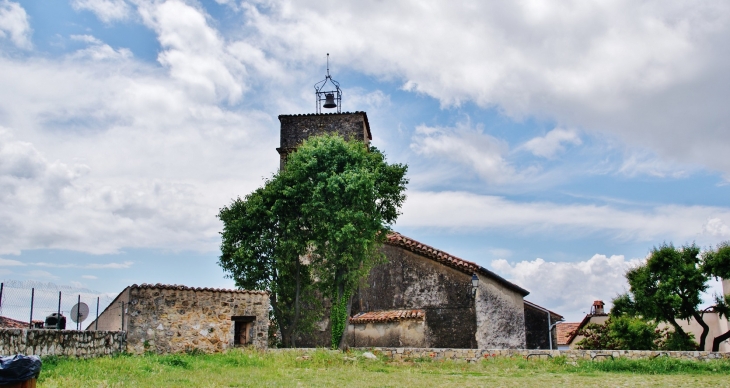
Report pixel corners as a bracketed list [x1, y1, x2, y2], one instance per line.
[314, 53, 342, 113]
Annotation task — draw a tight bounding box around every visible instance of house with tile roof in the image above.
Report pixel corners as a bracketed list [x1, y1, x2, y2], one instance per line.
[281, 111, 562, 350]
[556, 322, 581, 350]
[0, 316, 43, 329]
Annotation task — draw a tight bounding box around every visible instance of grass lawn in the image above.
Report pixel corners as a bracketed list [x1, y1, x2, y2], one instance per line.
[38, 349, 730, 387]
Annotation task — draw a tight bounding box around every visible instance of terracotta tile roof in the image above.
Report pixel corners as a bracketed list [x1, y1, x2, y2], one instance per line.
[564, 312, 612, 345]
[278, 111, 372, 140]
[523, 300, 564, 321]
[385, 232, 529, 296]
[131, 283, 268, 295]
[350, 309, 425, 324]
[556, 322, 581, 345]
[0, 316, 34, 329]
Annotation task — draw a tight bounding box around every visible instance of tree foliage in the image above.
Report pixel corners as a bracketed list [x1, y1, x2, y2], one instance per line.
[573, 316, 697, 351]
[218, 134, 408, 348]
[612, 242, 730, 351]
[574, 316, 663, 350]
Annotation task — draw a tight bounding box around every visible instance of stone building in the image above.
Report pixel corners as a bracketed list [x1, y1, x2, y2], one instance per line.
[279, 111, 561, 349]
[90, 284, 269, 354]
[523, 300, 563, 350]
[277, 112, 371, 169]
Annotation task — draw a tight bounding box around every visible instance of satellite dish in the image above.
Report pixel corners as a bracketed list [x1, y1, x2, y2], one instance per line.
[71, 302, 89, 323]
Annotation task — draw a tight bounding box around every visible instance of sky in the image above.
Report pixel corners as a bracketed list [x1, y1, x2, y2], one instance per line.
[1, 0, 730, 322]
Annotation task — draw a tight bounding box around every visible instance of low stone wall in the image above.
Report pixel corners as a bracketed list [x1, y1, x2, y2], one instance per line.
[0, 329, 125, 358]
[354, 348, 730, 362]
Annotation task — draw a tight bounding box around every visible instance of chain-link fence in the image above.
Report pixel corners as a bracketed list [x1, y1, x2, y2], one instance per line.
[0, 280, 117, 330]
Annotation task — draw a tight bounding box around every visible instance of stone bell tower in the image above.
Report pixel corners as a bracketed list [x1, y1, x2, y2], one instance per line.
[276, 112, 372, 169]
[276, 55, 372, 169]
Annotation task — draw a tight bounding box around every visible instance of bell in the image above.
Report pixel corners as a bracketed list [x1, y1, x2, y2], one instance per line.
[323, 93, 337, 109]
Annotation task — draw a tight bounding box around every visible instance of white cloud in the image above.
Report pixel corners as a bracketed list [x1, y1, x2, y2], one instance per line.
[704, 218, 730, 238]
[617, 149, 693, 178]
[0, 258, 24, 266]
[69, 35, 133, 61]
[410, 122, 520, 184]
[0, 0, 31, 49]
[71, 0, 130, 23]
[70, 34, 102, 45]
[81, 275, 98, 279]
[31, 261, 133, 269]
[0, 12, 278, 254]
[0, 129, 227, 254]
[493, 254, 643, 321]
[25, 270, 59, 280]
[136, 0, 246, 104]
[346, 89, 391, 110]
[521, 128, 581, 159]
[243, 0, 730, 177]
[399, 191, 730, 244]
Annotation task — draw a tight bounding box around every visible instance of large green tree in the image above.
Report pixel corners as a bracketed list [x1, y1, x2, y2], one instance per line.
[218, 180, 320, 347]
[702, 242, 730, 351]
[612, 242, 730, 351]
[218, 134, 408, 348]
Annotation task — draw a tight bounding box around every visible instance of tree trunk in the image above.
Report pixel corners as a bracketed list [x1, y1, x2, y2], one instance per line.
[712, 329, 730, 352]
[667, 317, 688, 338]
[691, 311, 709, 351]
[338, 296, 353, 350]
[270, 295, 291, 348]
[289, 257, 303, 348]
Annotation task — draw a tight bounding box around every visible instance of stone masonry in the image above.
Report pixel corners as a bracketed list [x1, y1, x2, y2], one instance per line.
[92, 284, 270, 354]
[0, 329, 124, 358]
[282, 347, 730, 362]
[277, 112, 371, 169]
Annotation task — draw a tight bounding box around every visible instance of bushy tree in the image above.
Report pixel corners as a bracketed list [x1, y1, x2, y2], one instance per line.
[218, 134, 408, 348]
[574, 315, 664, 350]
[613, 242, 730, 351]
[702, 242, 730, 351]
[218, 179, 321, 346]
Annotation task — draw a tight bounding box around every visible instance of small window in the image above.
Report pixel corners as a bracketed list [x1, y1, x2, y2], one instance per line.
[232, 316, 256, 346]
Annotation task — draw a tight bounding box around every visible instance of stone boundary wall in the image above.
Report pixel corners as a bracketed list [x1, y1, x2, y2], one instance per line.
[0, 329, 125, 358]
[360, 348, 730, 362]
[274, 347, 730, 362]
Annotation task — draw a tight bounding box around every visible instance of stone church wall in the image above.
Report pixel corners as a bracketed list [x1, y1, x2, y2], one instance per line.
[353, 245, 478, 349]
[524, 303, 558, 349]
[475, 274, 526, 349]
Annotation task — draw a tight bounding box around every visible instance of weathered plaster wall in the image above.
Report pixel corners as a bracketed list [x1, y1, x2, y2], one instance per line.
[124, 286, 269, 354]
[0, 329, 124, 358]
[348, 320, 427, 348]
[353, 245, 477, 348]
[475, 274, 526, 349]
[524, 304, 552, 349]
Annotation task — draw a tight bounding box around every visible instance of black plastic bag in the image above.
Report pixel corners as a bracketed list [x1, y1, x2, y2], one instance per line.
[0, 355, 42, 384]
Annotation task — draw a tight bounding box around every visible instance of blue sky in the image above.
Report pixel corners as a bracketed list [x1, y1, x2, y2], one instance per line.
[2, 0, 730, 321]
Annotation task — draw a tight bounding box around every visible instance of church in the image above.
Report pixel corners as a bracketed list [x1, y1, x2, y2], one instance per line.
[278, 100, 561, 349]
